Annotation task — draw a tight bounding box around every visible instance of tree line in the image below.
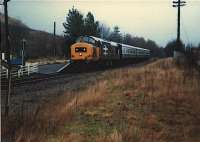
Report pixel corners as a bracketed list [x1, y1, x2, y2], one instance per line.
[164, 40, 200, 57]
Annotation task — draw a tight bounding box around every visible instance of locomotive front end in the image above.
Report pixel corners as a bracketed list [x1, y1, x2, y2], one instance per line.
[71, 42, 93, 61]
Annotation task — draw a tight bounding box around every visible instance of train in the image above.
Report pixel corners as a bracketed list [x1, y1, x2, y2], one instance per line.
[70, 36, 150, 64]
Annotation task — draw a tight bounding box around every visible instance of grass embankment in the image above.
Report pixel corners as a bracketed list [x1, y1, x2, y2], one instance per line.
[14, 58, 200, 142]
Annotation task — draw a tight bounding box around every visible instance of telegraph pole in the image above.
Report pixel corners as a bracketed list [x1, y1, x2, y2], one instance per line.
[0, 15, 1, 52]
[53, 21, 56, 57]
[3, 0, 11, 117]
[173, 0, 186, 52]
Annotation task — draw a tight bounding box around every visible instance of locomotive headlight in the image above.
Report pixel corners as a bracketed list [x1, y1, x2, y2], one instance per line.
[79, 53, 82, 56]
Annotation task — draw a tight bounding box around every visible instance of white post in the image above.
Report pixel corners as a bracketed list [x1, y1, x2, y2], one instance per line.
[18, 69, 20, 78]
[28, 65, 30, 76]
[2, 53, 5, 60]
[6, 69, 8, 79]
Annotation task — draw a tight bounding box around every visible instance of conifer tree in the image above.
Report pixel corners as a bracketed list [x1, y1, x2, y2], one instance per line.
[84, 12, 100, 36]
[63, 7, 84, 41]
[63, 7, 84, 57]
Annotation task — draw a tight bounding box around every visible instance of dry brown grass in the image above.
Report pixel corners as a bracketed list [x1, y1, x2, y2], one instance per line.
[3, 58, 200, 142]
[13, 80, 108, 142]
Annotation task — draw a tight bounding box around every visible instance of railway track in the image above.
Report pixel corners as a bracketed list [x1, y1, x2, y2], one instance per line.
[13, 73, 72, 86]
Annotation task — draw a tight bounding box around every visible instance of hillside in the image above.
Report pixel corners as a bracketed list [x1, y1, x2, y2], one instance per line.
[0, 13, 28, 28]
[3, 58, 199, 142]
[0, 13, 65, 58]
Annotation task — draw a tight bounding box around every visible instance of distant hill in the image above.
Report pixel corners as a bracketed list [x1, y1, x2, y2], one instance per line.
[0, 13, 28, 28]
[0, 13, 65, 59]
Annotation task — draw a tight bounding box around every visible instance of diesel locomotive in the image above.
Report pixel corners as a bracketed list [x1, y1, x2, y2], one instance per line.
[70, 36, 150, 63]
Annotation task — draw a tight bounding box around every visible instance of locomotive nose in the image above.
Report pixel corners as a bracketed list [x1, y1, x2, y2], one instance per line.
[71, 42, 93, 61]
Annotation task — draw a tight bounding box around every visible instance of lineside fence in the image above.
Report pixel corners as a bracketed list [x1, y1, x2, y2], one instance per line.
[1, 63, 39, 79]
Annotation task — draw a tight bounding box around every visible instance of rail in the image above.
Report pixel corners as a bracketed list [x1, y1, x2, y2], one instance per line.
[1, 63, 39, 79]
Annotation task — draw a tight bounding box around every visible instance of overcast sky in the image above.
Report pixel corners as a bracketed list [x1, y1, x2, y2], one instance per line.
[0, 0, 200, 46]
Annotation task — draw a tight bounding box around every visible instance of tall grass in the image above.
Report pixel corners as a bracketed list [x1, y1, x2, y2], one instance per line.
[14, 81, 108, 142]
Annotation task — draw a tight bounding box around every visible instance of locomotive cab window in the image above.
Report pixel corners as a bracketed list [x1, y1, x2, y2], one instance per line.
[75, 47, 87, 52]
